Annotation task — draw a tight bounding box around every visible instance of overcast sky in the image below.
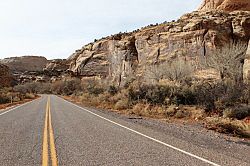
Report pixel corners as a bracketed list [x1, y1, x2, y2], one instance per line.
[0, 0, 201, 60]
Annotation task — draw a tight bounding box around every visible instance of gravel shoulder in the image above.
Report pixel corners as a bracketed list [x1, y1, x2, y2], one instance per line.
[65, 98, 250, 164]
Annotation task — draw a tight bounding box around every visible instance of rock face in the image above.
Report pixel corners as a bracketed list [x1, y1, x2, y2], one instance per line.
[44, 59, 69, 72]
[0, 56, 48, 72]
[68, 10, 250, 85]
[0, 64, 12, 87]
[199, 0, 250, 12]
[0, 57, 71, 84]
[12, 59, 70, 84]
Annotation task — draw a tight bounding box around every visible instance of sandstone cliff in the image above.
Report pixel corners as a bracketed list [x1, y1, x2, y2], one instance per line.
[0, 56, 48, 72]
[44, 59, 69, 72]
[68, 10, 250, 85]
[0, 64, 12, 87]
[199, 0, 250, 12]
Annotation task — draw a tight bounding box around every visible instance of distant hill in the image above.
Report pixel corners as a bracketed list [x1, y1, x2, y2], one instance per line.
[0, 56, 48, 72]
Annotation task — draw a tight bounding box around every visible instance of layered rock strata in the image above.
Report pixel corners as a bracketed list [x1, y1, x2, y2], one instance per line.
[68, 10, 250, 85]
[199, 0, 250, 12]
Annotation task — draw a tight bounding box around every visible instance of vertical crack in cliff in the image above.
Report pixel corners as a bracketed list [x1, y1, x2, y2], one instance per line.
[202, 29, 209, 57]
[230, 19, 236, 42]
[126, 37, 139, 69]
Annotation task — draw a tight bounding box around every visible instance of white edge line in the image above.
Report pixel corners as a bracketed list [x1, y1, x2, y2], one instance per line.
[58, 96, 221, 166]
[0, 97, 41, 116]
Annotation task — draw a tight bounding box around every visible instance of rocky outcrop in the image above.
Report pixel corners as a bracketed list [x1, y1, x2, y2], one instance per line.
[44, 59, 69, 72]
[68, 10, 250, 85]
[0, 64, 12, 87]
[199, 0, 250, 12]
[0, 57, 71, 84]
[0, 56, 48, 72]
[68, 41, 110, 77]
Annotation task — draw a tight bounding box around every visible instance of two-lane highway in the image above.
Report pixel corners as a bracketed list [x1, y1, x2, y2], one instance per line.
[0, 95, 249, 166]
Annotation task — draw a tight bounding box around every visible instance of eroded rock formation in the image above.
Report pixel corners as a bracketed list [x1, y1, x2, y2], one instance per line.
[199, 0, 250, 12]
[44, 59, 69, 72]
[68, 10, 250, 85]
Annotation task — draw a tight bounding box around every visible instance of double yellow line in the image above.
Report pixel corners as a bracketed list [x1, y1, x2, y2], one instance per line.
[42, 96, 58, 166]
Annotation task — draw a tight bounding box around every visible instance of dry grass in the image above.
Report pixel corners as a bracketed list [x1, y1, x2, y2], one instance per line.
[64, 84, 250, 138]
[66, 94, 250, 138]
[223, 106, 250, 120]
[165, 105, 205, 120]
[25, 93, 36, 99]
[131, 103, 152, 117]
[205, 117, 250, 138]
[0, 98, 38, 111]
[114, 98, 129, 110]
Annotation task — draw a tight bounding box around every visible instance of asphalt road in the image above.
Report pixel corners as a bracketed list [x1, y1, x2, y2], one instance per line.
[0, 95, 249, 166]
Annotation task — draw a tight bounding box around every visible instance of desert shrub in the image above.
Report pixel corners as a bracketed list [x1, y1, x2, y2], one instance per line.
[175, 110, 190, 119]
[51, 78, 82, 95]
[84, 80, 104, 96]
[107, 85, 118, 95]
[206, 41, 248, 82]
[0, 94, 10, 104]
[223, 106, 250, 120]
[145, 85, 172, 105]
[114, 98, 129, 110]
[97, 92, 112, 103]
[171, 86, 196, 105]
[79, 93, 92, 103]
[12, 96, 21, 102]
[145, 58, 194, 83]
[242, 85, 250, 104]
[38, 83, 52, 94]
[165, 105, 178, 117]
[0, 87, 36, 104]
[127, 82, 198, 106]
[128, 84, 172, 105]
[51, 81, 65, 94]
[193, 81, 245, 112]
[165, 105, 191, 119]
[13, 85, 25, 94]
[25, 93, 36, 99]
[109, 89, 129, 105]
[218, 82, 245, 107]
[131, 103, 151, 116]
[14, 82, 52, 94]
[193, 82, 220, 111]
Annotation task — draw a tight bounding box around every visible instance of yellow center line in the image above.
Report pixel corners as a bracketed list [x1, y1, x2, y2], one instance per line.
[42, 96, 58, 166]
[42, 98, 49, 166]
[48, 98, 58, 166]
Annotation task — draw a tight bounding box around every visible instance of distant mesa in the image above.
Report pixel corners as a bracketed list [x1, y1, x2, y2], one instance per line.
[0, 56, 48, 72]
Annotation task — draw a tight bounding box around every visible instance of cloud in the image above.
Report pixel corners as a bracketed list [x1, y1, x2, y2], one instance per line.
[0, 0, 201, 59]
